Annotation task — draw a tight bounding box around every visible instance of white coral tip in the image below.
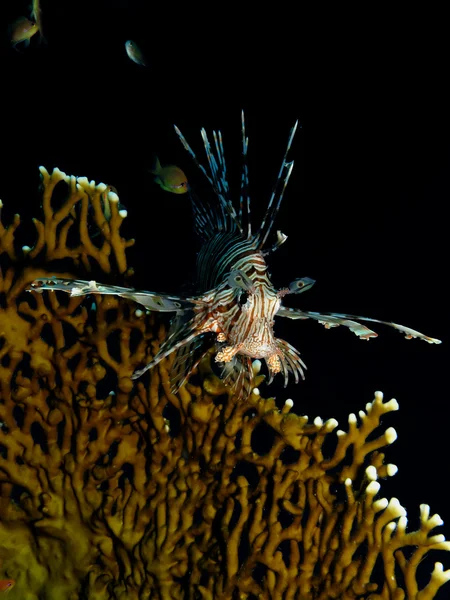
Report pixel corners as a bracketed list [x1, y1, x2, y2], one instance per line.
[252, 359, 262, 374]
[119, 209, 128, 218]
[135, 309, 143, 318]
[429, 534, 446, 543]
[108, 191, 119, 202]
[348, 413, 357, 424]
[97, 183, 107, 193]
[77, 176, 88, 185]
[22, 245, 31, 253]
[336, 429, 345, 437]
[373, 498, 389, 512]
[374, 390, 384, 401]
[385, 398, 399, 411]
[284, 399, 294, 408]
[429, 513, 444, 528]
[420, 504, 431, 520]
[325, 418, 338, 431]
[252, 387, 260, 396]
[314, 416, 323, 427]
[433, 563, 450, 584]
[345, 478, 352, 487]
[385, 427, 397, 444]
[388, 497, 407, 517]
[386, 464, 398, 476]
[366, 465, 377, 481]
[366, 481, 380, 495]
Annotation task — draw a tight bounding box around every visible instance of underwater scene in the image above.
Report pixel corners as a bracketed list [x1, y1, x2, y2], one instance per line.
[1, 1, 449, 598]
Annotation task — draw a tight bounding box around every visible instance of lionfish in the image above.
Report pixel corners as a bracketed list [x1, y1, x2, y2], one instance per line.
[27, 113, 441, 395]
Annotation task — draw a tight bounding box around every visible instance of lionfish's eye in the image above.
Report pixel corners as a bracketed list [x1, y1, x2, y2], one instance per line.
[288, 277, 316, 294]
[238, 291, 249, 307]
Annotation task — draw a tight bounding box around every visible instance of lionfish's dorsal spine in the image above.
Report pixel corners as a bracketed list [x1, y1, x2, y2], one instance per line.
[174, 124, 242, 238]
[238, 110, 251, 239]
[175, 114, 300, 251]
[254, 120, 299, 250]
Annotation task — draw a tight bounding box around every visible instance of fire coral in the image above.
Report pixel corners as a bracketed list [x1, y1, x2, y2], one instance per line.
[0, 167, 449, 599]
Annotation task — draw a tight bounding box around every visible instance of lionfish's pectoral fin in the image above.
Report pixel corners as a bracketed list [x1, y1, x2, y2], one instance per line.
[131, 324, 204, 382]
[27, 277, 197, 312]
[278, 306, 379, 339]
[278, 306, 442, 344]
[169, 333, 214, 392]
[273, 339, 307, 386]
[328, 312, 442, 344]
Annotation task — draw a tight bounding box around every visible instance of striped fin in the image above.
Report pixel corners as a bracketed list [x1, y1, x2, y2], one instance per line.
[131, 309, 210, 380]
[278, 306, 442, 344]
[132, 328, 201, 380]
[238, 110, 251, 239]
[220, 355, 254, 398]
[255, 120, 299, 250]
[275, 338, 307, 386]
[169, 333, 213, 392]
[174, 124, 242, 236]
[27, 278, 198, 312]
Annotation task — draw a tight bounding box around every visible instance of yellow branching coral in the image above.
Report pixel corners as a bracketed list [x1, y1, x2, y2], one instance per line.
[0, 168, 449, 599]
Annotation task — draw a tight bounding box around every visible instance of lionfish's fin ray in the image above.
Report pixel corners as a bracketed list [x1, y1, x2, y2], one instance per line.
[27, 278, 197, 312]
[278, 306, 441, 344]
[220, 355, 254, 397]
[169, 333, 213, 392]
[278, 306, 379, 339]
[238, 110, 251, 239]
[276, 338, 307, 385]
[132, 325, 204, 381]
[175, 123, 243, 237]
[255, 121, 299, 250]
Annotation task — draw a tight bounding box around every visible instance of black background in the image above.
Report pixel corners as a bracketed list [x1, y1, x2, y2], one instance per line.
[1, 1, 449, 594]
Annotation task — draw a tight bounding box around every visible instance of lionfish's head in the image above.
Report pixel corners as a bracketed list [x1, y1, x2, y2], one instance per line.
[220, 272, 316, 386]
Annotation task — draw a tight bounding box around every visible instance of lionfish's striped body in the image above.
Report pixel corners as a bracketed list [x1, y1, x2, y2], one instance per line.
[28, 114, 441, 395]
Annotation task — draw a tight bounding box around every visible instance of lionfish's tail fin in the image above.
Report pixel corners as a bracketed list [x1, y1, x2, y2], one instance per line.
[27, 278, 198, 312]
[255, 120, 299, 250]
[174, 123, 243, 237]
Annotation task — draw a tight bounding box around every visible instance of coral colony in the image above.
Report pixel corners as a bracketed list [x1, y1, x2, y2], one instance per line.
[0, 165, 448, 598]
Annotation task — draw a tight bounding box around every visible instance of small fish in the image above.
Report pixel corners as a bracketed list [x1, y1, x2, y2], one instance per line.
[10, 16, 38, 47]
[150, 156, 189, 194]
[0, 579, 15, 592]
[31, 0, 43, 34]
[125, 40, 146, 67]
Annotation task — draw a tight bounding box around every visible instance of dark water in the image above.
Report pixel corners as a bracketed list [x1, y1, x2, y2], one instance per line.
[1, 1, 449, 597]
